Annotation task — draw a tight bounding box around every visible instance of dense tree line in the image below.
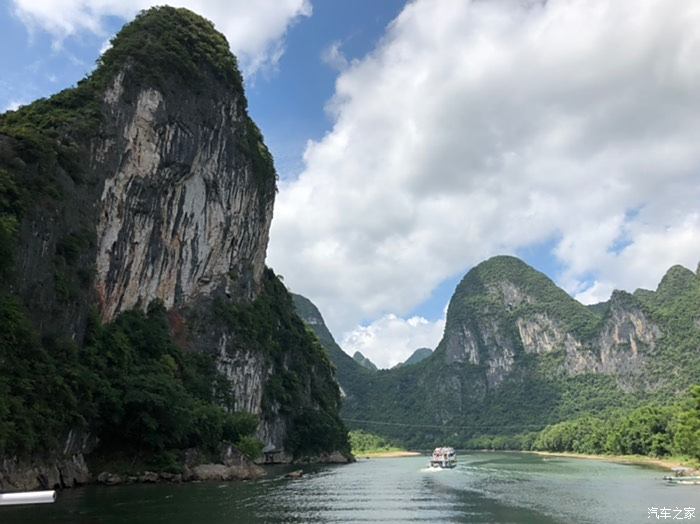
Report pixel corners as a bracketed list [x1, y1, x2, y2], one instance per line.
[0, 296, 261, 466]
[466, 385, 700, 460]
[348, 430, 402, 454]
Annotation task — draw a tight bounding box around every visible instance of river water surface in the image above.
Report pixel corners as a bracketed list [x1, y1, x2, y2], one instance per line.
[3, 452, 699, 523]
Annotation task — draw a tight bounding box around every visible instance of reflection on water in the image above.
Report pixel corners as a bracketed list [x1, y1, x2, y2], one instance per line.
[2, 452, 699, 523]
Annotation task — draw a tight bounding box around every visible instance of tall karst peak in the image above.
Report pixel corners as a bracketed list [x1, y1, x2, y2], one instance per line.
[0, 7, 350, 487]
[91, 6, 278, 321]
[313, 258, 700, 449]
[0, 5, 277, 331]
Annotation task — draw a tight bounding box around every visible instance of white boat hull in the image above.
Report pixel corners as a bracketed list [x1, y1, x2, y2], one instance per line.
[429, 460, 456, 469]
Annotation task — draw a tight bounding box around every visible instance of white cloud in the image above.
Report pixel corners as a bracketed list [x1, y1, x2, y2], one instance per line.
[321, 41, 349, 71]
[11, 0, 312, 75]
[268, 0, 700, 349]
[572, 213, 700, 304]
[3, 100, 27, 112]
[99, 38, 112, 56]
[341, 314, 445, 369]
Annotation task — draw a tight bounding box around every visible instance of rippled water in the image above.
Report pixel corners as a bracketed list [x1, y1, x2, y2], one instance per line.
[3, 452, 699, 523]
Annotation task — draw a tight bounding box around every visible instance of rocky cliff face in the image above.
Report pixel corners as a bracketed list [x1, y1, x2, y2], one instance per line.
[95, 66, 272, 322]
[439, 257, 666, 389]
[0, 430, 94, 491]
[0, 7, 349, 489]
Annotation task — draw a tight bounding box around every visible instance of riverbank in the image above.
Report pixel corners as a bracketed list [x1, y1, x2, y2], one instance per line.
[532, 451, 699, 472]
[357, 450, 422, 458]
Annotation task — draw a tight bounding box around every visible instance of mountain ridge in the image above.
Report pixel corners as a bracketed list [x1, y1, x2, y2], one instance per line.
[295, 255, 700, 448]
[393, 347, 433, 368]
[353, 351, 378, 372]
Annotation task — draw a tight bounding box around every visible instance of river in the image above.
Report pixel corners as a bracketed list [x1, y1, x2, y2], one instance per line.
[2, 452, 699, 523]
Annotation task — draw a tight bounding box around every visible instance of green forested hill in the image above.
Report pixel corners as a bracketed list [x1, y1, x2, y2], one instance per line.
[394, 348, 433, 368]
[353, 352, 378, 371]
[291, 293, 372, 402]
[295, 256, 700, 452]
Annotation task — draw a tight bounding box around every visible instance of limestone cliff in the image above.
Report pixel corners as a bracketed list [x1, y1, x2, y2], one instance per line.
[440, 257, 662, 388]
[0, 7, 349, 490]
[95, 67, 272, 322]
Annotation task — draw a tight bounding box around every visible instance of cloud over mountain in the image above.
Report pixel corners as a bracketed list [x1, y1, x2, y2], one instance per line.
[269, 0, 700, 344]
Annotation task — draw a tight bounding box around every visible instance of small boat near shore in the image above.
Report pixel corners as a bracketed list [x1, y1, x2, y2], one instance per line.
[663, 467, 700, 485]
[429, 447, 456, 469]
[663, 476, 700, 485]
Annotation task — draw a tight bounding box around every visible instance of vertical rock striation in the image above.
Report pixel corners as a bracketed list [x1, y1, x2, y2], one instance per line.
[95, 68, 273, 322]
[0, 6, 349, 488]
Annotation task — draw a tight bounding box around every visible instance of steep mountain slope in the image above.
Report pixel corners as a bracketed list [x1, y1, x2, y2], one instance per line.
[296, 256, 700, 448]
[394, 348, 433, 368]
[291, 293, 372, 402]
[353, 352, 378, 371]
[0, 7, 348, 490]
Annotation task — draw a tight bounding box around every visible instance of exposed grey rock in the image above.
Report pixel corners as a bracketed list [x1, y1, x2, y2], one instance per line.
[444, 325, 480, 365]
[191, 462, 264, 481]
[97, 472, 123, 486]
[1, 7, 349, 483]
[0, 429, 93, 491]
[139, 471, 159, 483]
[158, 472, 182, 482]
[95, 70, 273, 322]
[293, 451, 354, 464]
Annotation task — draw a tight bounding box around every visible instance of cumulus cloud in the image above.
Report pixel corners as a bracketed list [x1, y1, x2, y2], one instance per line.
[268, 0, 700, 346]
[341, 314, 445, 369]
[11, 0, 312, 75]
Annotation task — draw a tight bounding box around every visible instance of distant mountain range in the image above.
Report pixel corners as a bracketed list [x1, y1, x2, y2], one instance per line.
[294, 255, 700, 447]
[353, 352, 378, 371]
[348, 347, 433, 372]
[393, 347, 433, 368]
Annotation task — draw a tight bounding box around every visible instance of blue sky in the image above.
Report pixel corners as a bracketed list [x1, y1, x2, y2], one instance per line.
[2, 0, 699, 368]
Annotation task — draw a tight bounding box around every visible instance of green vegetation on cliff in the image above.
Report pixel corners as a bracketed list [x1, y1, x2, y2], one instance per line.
[0, 269, 351, 464]
[0, 296, 260, 461]
[353, 352, 378, 371]
[0, 6, 276, 328]
[449, 256, 603, 342]
[0, 6, 349, 467]
[214, 270, 350, 458]
[291, 293, 374, 402]
[296, 257, 700, 453]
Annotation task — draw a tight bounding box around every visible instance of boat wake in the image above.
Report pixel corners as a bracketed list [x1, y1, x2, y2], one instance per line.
[420, 466, 450, 473]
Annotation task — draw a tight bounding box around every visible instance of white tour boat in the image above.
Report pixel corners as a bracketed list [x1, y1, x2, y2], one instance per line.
[429, 447, 456, 469]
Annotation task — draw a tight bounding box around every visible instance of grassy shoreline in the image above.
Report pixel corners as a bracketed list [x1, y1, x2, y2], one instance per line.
[530, 450, 699, 472]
